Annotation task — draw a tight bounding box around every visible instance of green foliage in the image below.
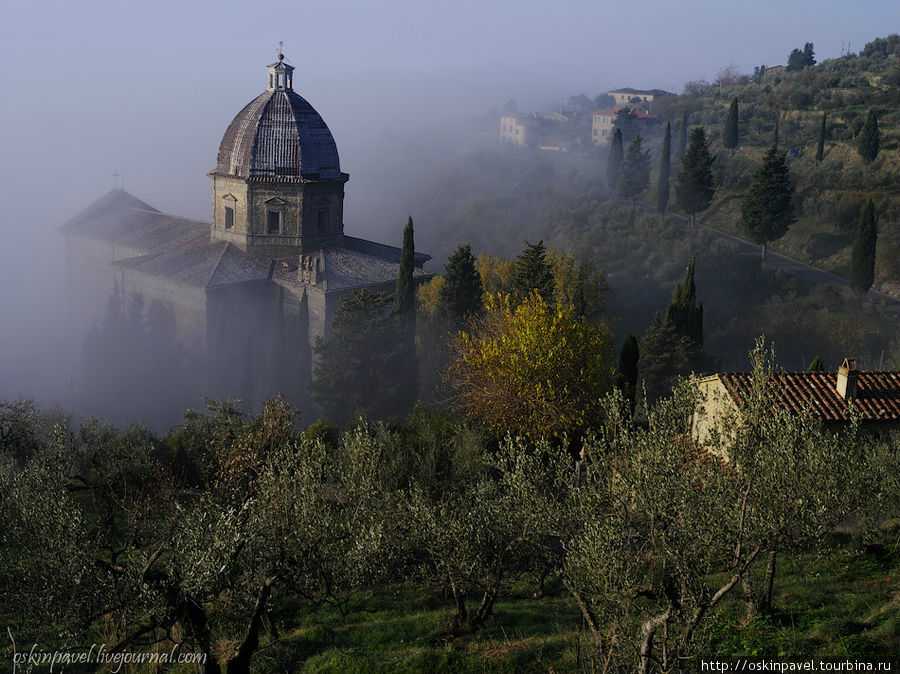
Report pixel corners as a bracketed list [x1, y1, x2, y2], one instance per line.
[857, 109, 880, 162]
[723, 98, 739, 151]
[740, 145, 796, 262]
[816, 112, 826, 162]
[436, 243, 483, 324]
[675, 127, 716, 226]
[807, 355, 825, 371]
[657, 122, 671, 213]
[513, 240, 555, 304]
[617, 134, 651, 204]
[607, 128, 624, 192]
[677, 110, 688, 159]
[665, 256, 704, 347]
[312, 289, 415, 425]
[395, 216, 416, 317]
[616, 334, 640, 411]
[787, 43, 815, 71]
[850, 199, 877, 294]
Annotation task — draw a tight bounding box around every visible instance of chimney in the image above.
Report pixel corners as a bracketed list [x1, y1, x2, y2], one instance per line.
[836, 357, 858, 402]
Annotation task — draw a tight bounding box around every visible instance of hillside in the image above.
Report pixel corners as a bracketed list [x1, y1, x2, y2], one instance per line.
[649, 34, 900, 294]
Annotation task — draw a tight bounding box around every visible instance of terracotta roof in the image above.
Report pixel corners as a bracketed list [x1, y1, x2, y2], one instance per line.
[115, 241, 272, 289]
[707, 371, 900, 423]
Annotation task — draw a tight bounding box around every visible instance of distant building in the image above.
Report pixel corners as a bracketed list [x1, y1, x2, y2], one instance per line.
[761, 65, 786, 82]
[500, 114, 535, 146]
[500, 111, 588, 151]
[608, 88, 672, 109]
[692, 358, 900, 449]
[591, 108, 659, 145]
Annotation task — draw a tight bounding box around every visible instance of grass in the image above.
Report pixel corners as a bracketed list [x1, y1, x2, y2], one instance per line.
[236, 538, 899, 671]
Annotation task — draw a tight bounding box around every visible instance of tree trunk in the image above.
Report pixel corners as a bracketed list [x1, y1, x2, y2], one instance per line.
[759, 548, 777, 614]
[450, 579, 467, 632]
[639, 610, 670, 674]
[470, 587, 498, 627]
[178, 597, 222, 674]
[562, 578, 604, 649]
[226, 575, 276, 674]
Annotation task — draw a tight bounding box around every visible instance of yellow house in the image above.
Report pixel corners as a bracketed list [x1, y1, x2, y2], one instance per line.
[591, 108, 658, 145]
[608, 88, 671, 109]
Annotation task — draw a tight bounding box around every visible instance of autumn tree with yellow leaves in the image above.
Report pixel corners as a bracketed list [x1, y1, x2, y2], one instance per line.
[446, 292, 615, 439]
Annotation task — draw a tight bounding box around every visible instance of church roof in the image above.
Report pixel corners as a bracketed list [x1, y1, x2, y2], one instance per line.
[273, 243, 433, 294]
[60, 189, 159, 231]
[115, 241, 273, 289]
[65, 207, 209, 257]
[213, 89, 342, 181]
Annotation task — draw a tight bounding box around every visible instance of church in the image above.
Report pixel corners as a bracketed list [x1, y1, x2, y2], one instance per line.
[62, 51, 432, 418]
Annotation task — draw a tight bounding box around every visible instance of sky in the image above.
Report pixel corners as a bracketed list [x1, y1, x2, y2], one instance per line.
[0, 0, 897, 404]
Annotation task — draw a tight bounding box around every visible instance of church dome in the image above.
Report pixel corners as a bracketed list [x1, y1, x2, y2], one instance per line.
[215, 52, 342, 181]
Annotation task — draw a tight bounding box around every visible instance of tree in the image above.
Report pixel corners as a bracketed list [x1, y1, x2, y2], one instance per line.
[857, 109, 880, 162]
[816, 112, 826, 162]
[549, 249, 608, 322]
[665, 256, 703, 347]
[657, 122, 671, 213]
[395, 216, 416, 318]
[394, 216, 418, 408]
[616, 334, 640, 412]
[617, 135, 651, 206]
[787, 42, 815, 71]
[807, 356, 824, 372]
[446, 292, 615, 439]
[606, 128, 624, 192]
[676, 110, 688, 159]
[723, 98, 739, 152]
[850, 199, 877, 294]
[740, 145, 796, 264]
[513, 240, 555, 304]
[436, 243, 483, 324]
[614, 107, 639, 143]
[772, 117, 780, 152]
[312, 289, 411, 424]
[675, 127, 715, 227]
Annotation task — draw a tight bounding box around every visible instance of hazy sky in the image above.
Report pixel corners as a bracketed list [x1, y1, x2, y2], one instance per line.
[0, 0, 896, 403]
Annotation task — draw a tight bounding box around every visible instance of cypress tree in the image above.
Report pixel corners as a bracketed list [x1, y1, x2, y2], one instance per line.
[740, 145, 795, 264]
[437, 243, 484, 323]
[395, 216, 416, 318]
[675, 127, 715, 228]
[513, 240, 554, 304]
[664, 256, 703, 347]
[723, 98, 739, 152]
[807, 356, 824, 372]
[857, 109, 880, 162]
[677, 110, 688, 159]
[773, 117, 780, 152]
[816, 112, 826, 162]
[607, 128, 624, 192]
[657, 122, 671, 213]
[616, 334, 640, 412]
[618, 135, 651, 206]
[850, 199, 877, 294]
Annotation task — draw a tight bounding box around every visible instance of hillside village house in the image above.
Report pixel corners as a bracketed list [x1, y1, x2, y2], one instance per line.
[692, 358, 900, 448]
[591, 108, 659, 145]
[608, 88, 671, 109]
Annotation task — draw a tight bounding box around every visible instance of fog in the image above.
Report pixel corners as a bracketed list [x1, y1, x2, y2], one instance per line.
[0, 0, 896, 425]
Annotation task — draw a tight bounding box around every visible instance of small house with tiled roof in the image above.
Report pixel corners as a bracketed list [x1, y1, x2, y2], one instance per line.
[693, 358, 900, 447]
[62, 50, 432, 410]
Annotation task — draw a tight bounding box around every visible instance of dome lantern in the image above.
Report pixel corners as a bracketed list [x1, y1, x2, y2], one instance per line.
[267, 47, 294, 92]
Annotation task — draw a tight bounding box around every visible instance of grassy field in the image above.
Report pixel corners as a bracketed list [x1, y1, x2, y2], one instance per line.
[232, 535, 900, 672]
